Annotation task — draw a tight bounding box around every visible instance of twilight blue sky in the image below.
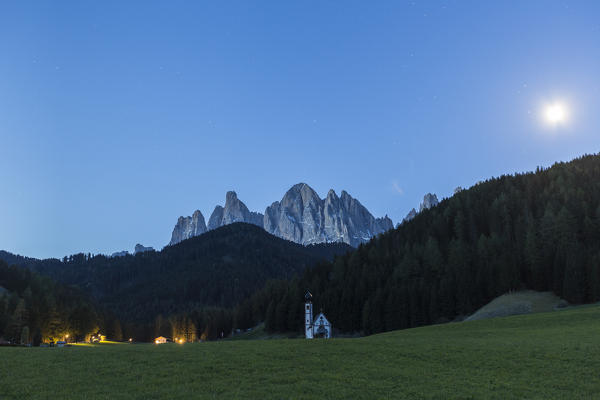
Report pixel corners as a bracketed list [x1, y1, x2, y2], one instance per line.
[1, 1, 599, 258]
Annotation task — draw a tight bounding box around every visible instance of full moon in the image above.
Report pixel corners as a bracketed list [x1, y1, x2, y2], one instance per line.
[543, 101, 569, 126]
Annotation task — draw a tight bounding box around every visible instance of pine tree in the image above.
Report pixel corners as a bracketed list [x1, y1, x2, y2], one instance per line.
[42, 306, 61, 342]
[588, 253, 600, 302]
[110, 319, 123, 341]
[524, 224, 543, 289]
[8, 298, 27, 343]
[20, 326, 30, 345]
[264, 302, 276, 332]
[154, 315, 164, 338]
[0, 294, 8, 338]
[562, 244, 585, 303]
[183, 317, 197, 342]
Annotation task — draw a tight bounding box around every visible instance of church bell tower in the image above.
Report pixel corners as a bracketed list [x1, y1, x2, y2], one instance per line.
[305, 290, 313, 339]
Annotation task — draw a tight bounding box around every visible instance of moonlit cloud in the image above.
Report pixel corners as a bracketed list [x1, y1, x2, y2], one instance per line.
[392, 181, 404, 195]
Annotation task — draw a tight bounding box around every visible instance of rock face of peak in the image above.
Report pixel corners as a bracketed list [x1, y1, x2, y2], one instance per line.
[419, 193, 439, 212]
[207, 206, 224, 231]
[264, 183, 393, 247]
[207, 191, 264, 231]
[170, 191, 264, 246]
[169, 210, 207, 246]
[403, 208, 418, 224]
[401, 193, 440, 225]
[264, 183, 324, 245]
[134, 244, 154, 254]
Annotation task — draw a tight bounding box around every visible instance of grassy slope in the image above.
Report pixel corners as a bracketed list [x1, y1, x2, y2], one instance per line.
[466, 290, 565, 321]
[2, 306, 600, 400]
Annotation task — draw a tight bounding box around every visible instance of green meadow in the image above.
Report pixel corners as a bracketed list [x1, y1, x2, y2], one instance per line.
[2, 306, 600, 400]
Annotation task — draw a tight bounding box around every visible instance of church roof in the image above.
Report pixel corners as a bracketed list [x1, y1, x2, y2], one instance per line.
[313, 312, 330, 325]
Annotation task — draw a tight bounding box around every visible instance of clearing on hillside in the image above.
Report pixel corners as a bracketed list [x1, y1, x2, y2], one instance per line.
[465, 290, 567, 322]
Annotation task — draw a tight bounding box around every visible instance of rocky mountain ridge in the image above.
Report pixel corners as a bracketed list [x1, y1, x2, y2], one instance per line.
[402, 193, 440, 224]
[169, 210, 208, 246]
[207, 191, 264, 231]
[110, 244, 155, 258]
[170, 183, 393, 247]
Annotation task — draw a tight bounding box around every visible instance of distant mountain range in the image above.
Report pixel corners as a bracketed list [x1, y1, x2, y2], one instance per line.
[170, 183, 394, 247]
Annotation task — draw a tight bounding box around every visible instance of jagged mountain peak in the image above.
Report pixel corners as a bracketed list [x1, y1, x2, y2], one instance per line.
[171, 191, 264, 245]
[170, 210, 207, 246]
[207, 206, 225, 230]
[290, 182, 311, 191]
[169, 184, 394, 248]
[209, 191, 264, 230]
[403, 208, 418, 224]
[420, 193, 439, 212]
[401, 193, 439, 226]
[284, 183, 320, 202]
[225, 191, 238, 203]
[265, 184, 393, 247]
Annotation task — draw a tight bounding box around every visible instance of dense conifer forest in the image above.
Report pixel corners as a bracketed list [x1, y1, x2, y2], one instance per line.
[247, 154, 600, 335]
[1, 224, 350, 341]
[0, 260, 105, 344]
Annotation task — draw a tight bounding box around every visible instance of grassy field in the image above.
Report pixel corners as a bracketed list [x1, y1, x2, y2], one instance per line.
[2, 306, 600, 399]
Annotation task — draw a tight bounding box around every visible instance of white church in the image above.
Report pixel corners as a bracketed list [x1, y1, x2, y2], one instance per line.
[304, 291, 332, 339]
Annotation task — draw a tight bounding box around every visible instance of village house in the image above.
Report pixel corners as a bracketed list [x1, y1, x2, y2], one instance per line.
[154, 336, 167, 344]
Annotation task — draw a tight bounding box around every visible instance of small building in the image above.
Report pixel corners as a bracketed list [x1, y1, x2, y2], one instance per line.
[154, 336, 167, 344]
[56, 341, 66, 347]
[304, 291, 332, 339]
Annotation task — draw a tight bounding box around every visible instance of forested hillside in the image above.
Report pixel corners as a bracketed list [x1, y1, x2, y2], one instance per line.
[2, 224, 350, 341]
[0, 251, 43, 270]
[0, 260, 106, 344]
[245, 154, 600, 335]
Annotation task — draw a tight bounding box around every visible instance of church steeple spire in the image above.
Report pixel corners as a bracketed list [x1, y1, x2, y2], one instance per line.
[304, 290, 314, 339]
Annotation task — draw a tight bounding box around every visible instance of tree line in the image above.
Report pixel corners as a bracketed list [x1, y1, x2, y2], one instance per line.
[0, 261, 106, 344]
